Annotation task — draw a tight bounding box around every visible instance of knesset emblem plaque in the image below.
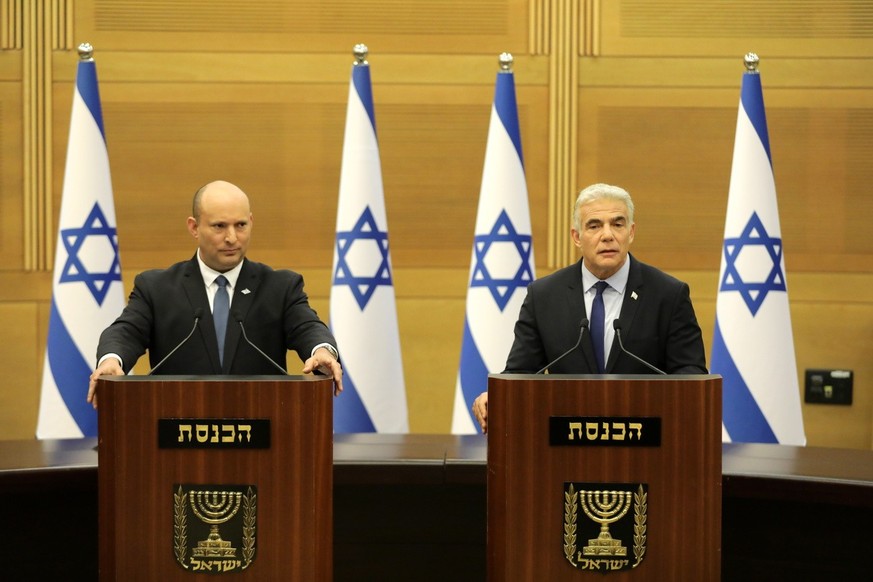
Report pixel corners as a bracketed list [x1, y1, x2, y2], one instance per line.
[173, 484, 258, 574]
[563, 482, 648, 572]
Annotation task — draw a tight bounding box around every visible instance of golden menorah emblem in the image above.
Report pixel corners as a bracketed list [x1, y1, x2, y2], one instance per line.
[174, 484, 258, 573]
[579, 489, 632, 556]
[189, 490, 243, 558]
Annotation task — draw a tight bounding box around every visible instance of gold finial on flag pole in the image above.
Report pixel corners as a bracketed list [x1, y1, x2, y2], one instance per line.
[353, 44, 369, 66]
[743, 52, 760, 73]
[498, 52, 513, 72]
[78, 43, 94, 62]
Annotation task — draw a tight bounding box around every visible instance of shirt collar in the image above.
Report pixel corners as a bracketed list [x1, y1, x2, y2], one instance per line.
[196, 251, 244, 289]
[581, 255, 631, 294]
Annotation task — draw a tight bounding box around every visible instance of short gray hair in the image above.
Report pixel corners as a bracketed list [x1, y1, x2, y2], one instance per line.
[573, 183, 635, 231]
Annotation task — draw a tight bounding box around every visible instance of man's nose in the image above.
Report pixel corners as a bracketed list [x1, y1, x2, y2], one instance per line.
[225, 227, 237, 242]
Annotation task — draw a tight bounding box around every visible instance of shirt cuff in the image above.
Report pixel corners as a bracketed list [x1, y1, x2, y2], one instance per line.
[98, 353, 124, 369]
[311, 343, 339, 361]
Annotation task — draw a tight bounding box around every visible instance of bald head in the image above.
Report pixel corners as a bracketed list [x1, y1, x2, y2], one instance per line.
[192, 180, 250, 221]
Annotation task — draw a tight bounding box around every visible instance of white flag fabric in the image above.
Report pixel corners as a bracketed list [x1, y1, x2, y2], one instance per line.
[330, 56, 408, 432]
[711, 63, 806, 445]
[452, 66, 535, 434]
[37, 52, 124, 438]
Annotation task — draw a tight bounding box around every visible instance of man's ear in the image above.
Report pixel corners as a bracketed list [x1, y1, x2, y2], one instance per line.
[570, 228, 582, 248]
[186, 216, 198, 238]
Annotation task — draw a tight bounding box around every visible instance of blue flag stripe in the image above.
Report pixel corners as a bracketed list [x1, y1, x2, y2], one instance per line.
[740, 73, 771, 165]
[46, 298, 97, 436]
[352, 65, 377, 134]
[458, 318, 490, 432]
[76, 61, 106, 140]
[494, 72, 524, 168]
[332, 370, 376, 433]
[711, 319, 777, 443]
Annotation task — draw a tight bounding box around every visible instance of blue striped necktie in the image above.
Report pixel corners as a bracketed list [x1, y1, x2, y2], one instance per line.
[214, 275, 229, 365]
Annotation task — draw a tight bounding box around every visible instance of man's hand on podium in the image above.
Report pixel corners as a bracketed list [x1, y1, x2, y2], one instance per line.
[472, 392, 488, 434]
[87, 357, 123, 409]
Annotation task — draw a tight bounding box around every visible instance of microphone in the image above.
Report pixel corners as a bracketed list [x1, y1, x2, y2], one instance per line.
[612, 320, 666, 375]
[536, 317, 589, 374]
[148, 308, 203, 375]
[234, 312, 287, 375]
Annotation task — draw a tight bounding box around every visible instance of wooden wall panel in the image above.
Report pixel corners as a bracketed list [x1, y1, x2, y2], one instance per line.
[76, 0, 530, 54]
[0, 304, 42, 437]
[0, 80, 24, 269]
[791, 285, 873, 449]
[599, 0, 873, 57]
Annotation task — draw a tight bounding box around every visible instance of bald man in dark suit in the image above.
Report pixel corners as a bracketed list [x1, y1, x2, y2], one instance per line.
[87, 180, 342, 407]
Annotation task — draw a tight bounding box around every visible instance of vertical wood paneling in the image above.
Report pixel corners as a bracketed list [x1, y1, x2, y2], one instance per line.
[547, 0, 580, 269]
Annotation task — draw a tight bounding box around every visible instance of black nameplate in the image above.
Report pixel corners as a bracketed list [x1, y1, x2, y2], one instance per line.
[158, 419, 271, 449]
[549, 416, 661, 447]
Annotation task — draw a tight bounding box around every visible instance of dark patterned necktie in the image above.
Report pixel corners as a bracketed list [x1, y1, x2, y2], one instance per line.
[590, 280, 609, 373]
[214, 275, 229, 365]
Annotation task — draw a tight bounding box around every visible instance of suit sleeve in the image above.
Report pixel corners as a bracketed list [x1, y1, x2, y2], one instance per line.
[96, 272, 153, 373]
[503, 288, 547, 373]
[664, 282, 708, 374]
[281, 272, 338, 362]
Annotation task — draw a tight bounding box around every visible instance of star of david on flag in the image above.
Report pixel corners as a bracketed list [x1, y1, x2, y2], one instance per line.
[452, 56, 536, 434]
[59, 202, 122, 306]
[37, 45, 125, 439]
[710, 55, 805, 446]
[470, 209, 534, 311]
[333, 206, 393, 310]
[330, 46, 408, 433]
[719, 211, 786, 316]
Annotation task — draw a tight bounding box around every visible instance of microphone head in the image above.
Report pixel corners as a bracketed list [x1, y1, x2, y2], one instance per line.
[613, 319, 622, 331]
[232, 310, 243, 323]
[580, 317, 590, 329]
[193, 307, 204, 319]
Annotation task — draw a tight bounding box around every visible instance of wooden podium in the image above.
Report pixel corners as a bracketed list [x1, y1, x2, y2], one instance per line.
[97, 375, 333, 581]
[487, 374, 722, 580]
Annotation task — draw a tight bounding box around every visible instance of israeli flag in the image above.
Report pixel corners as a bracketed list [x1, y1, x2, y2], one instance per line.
[37, 46, 124, 438]
[711, 56, 806, 445]
[330, 47, 409, 433]
[452, 57, 535, 434]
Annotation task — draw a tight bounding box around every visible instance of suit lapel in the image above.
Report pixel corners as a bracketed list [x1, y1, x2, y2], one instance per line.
[222, 259, 260, 373]
[182, 257, 222, 374]
[566, 260, 599, 372]
[606, 256, 642, 372]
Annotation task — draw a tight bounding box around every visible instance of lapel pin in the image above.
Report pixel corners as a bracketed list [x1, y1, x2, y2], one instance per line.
[241, 288, 251, 295]
[631, 291, 638, 300]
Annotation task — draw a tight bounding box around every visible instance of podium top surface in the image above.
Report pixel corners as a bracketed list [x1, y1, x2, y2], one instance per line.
[489, 373, 721, 381]
[98, 374, 327, 382]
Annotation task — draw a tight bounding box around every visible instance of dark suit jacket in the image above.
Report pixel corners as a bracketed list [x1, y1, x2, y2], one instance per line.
[504, 255, 707, 374]
[97, 256, 337, 374]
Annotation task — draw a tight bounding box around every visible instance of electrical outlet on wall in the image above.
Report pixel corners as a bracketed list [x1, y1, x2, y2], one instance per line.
[804, 369, 853, 405]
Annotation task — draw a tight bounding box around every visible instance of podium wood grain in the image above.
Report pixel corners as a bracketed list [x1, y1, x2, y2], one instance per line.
[487, 374, 722, 581]
[97, 375, 333, 581]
